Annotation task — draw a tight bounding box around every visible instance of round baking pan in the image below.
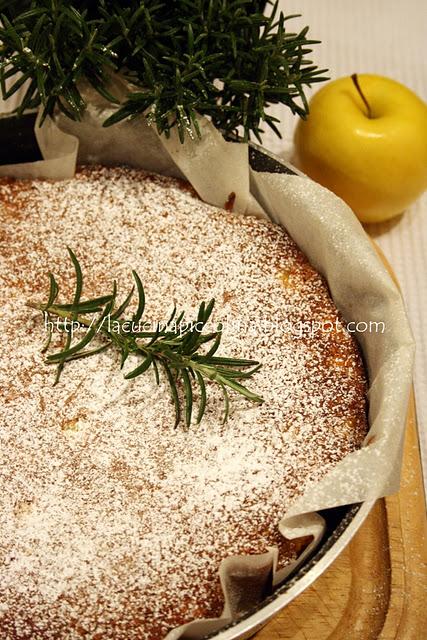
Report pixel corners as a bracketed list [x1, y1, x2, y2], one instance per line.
[0, 114, 375, 640]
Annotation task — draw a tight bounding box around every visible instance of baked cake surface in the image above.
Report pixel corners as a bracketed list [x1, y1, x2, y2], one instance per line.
[0, 167, 368, 639]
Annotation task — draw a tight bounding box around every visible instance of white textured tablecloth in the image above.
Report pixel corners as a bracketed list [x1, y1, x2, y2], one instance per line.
[1, 1, 426, 489]
[265, 0, 427, 490]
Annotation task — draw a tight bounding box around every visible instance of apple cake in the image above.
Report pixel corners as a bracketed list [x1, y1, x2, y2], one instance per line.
[0, 166, 368, 639]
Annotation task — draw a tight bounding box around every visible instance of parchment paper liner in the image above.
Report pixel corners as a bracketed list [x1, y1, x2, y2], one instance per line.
[0, 83, 414, 638]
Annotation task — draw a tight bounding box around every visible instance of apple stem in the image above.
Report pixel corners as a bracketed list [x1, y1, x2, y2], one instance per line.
[351, 73, 372, 119]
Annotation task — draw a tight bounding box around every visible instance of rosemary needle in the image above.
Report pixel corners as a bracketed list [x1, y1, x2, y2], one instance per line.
[27, 248, 264, 429]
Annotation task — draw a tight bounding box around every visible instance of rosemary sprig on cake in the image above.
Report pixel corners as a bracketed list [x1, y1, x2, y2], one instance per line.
[0, 1, 328, 142]
[27, 248, 264, 428]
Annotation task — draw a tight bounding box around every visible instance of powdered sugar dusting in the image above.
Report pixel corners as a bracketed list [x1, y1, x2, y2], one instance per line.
[0, 167, 367, 639]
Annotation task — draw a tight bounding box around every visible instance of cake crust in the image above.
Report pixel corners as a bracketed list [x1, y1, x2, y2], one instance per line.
[0, 167, 368, 639]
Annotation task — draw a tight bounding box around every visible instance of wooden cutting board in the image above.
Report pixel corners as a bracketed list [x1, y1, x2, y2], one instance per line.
[254, 246, 427, 640]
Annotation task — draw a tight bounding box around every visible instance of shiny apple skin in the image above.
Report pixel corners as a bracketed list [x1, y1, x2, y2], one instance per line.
[294, 74, 427, 223]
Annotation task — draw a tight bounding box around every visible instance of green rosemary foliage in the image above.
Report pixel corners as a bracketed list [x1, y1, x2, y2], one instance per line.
[27, 248, 264, 428]
[0, 1, 328, 141]
[0, 1, 119, 121]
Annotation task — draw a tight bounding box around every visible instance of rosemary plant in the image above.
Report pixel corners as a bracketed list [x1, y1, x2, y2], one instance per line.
[0, 1, 328, 142]
[27, 248, 264, 428]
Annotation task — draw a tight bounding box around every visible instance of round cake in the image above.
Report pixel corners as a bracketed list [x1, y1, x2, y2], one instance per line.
[0, 166, 368, 639]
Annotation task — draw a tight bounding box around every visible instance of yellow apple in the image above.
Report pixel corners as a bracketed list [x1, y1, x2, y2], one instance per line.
[294, 74, 427, 223]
